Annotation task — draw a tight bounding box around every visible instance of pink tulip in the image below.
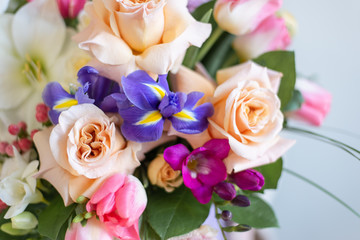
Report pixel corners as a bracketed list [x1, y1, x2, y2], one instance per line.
[86, 174, 147, 240]
[292, 78, 332, 126]
[57, 0, 86, 19]
[65, 217, 113, 240]
[233, 14, 291, 60]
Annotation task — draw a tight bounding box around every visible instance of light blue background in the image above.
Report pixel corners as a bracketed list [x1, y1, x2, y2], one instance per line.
[270, 0, 360, 239]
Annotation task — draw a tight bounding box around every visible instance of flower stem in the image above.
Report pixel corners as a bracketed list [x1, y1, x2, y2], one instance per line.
[213, 202, 228, 240]
[283, 168, 360, 218]
[196, 27, 224, 62]
[284, 126, 360, 160]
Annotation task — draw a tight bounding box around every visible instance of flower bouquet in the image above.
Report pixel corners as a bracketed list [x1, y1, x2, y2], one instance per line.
[0, 0, 349, 239]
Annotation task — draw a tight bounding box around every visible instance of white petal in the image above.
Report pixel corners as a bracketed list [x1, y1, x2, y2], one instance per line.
[11, 0, 66, 66]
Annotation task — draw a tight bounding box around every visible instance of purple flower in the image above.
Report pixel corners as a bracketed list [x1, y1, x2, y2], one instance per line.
[164, 139, 230, 204]
[116, 70, 214, 142]
[187, 0, 211, 12]
[42, 66, 121, 124]
[229, 169, 265, 191]
[214, 181, 236, 201]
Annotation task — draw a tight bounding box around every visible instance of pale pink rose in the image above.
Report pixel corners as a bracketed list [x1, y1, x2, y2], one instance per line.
[74, 0, 211, 81]
[65, 217, 114, 240]
[233, 14, 291, 60]
[86, 173, 147, 240]
[33, 104, 141, 205]
[170, 63, 295, 173]
[290, 78, 332, 126]
[57, 0, 87, 19]
[214, 0, 282, 35]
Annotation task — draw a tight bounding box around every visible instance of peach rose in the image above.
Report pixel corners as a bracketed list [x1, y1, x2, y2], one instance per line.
[170, 63, 295, 173]
[147, 154, 183, 192]
[74, 0, 211, 80]
[33, 104, 141, 205]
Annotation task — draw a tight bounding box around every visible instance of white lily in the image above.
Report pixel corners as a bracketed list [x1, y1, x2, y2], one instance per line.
[0, 0, 89, 139]
[0, 148, 43, 219]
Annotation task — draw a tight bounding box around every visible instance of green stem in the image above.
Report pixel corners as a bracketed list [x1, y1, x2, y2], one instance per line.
[196, 27, 224, 62]
[221, 52, 239, 69]
[283, 168, 360, 219]
[213, 202, 228, 240]
[285, 126, 360, 158]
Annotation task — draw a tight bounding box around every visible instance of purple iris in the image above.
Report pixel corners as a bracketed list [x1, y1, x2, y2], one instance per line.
[42, 66, 121, 124]
[164, 139, 230, 204]
[116, 70, 214, 142]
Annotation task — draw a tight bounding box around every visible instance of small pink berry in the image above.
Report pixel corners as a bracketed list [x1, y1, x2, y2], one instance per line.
[8, 124, 20, 135]
[18, 138, 32, 152]
[36, 103, 50, 123]
[0, 200, 7, 213]
[17, 121, 27, 131]
[5, 145, 14, 156]
[0, 142, 9, 154]
[30, 129, 40, 140]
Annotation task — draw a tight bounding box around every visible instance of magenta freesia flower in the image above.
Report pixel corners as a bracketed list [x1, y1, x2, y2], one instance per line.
[86, 173, 147, 239]
[229, 169, 265, 191]
[164, 139, 230, 204]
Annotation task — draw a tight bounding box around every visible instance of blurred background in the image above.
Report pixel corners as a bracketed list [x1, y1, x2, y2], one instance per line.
[269, 0, 360, 239]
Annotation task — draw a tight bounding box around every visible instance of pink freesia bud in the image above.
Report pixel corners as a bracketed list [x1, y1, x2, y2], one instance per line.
[86, 174, 147, 239]
[18, 138, 33, 152]
[8, 124, 20, 136]
[292, 78, 332, 126]
[36, 103, 50, 123]
[30, 129, 39, 140]
[65, 217, 113, 240]
[17, 121, 27, 132]
[233, 14, 291, 60]
[0, 142, 9, 154]
[230, 169, 265, 191]
[57, 0, 86, 19]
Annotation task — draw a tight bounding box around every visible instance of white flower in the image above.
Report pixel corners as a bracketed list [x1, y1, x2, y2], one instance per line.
[0, 148, 42, 219]
[0, 0, 89, 138]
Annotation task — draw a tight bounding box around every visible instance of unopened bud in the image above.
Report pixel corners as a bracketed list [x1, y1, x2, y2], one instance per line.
[231, 195, 250, 207]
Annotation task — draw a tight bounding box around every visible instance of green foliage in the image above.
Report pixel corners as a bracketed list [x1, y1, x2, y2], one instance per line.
[183, 8, 214, 69]
[255, 158, 283, 192]
[253, 51, 296, 111]
[283, 89, 304, 112]
[219, 195, 279, 229]
[145, 186, 211, 240]
[37, 195, 76, 240]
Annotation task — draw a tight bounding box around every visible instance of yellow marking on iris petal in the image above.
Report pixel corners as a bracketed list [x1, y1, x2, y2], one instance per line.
[54, 99, 78, 110]
[173, 110, 196, 121]
[144, 83, 166, 100]
[136, 110, 163, 125]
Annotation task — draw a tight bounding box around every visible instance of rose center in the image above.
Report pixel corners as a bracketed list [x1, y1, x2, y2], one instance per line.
[77, 123, 110, 160]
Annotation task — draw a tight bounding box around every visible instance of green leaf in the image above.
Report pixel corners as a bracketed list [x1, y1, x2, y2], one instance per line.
[191, 0, 215, 21]
[38, 195, 76, 240]
[139, 211, 161, 240]
[255, 158, 283, 191]
[146, 186, 211, 240]
[253, 51, 296, 111]
[283, 89, 304, 112]
[219, 195, 278, 228]
[183, 8, 213, 69]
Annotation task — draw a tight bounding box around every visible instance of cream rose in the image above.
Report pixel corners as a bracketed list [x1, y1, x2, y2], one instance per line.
[147, 154, 182, 192]
[34, 104, 141, 205]
[74, 0, 211, 80]
[170, 63, 295, 173]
